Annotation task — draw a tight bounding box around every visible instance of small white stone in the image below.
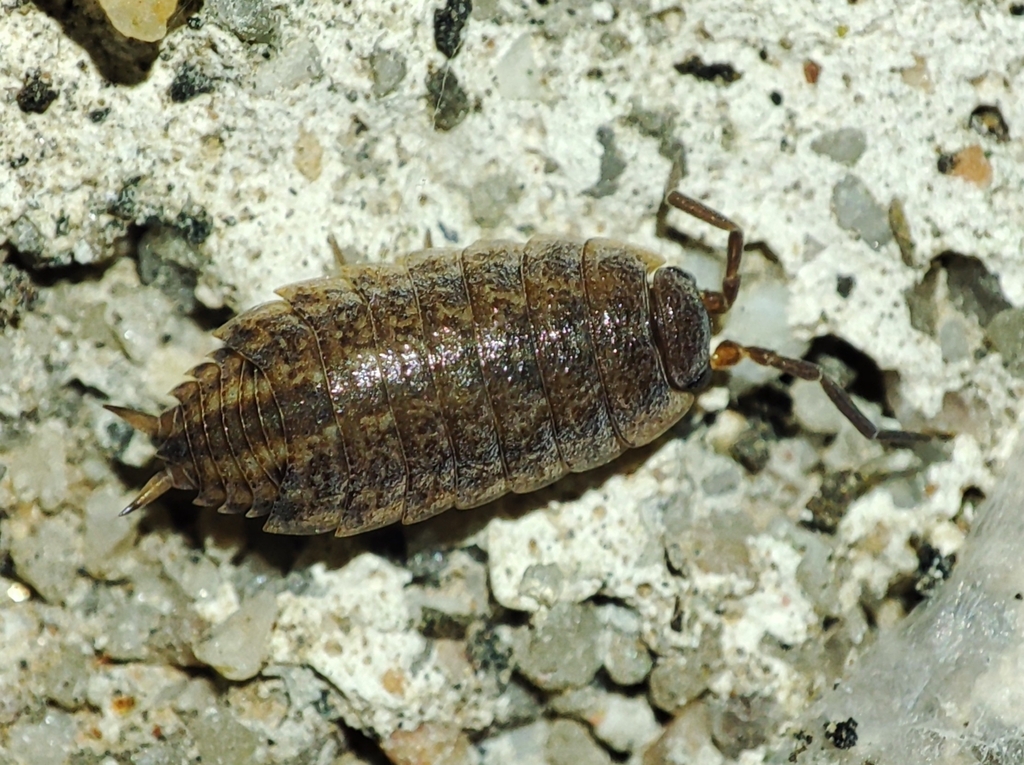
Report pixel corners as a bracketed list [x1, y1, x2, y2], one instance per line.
[480, 720, 548, 765]
[706, 409, 749, 453]
[718, 279, 807, 390]
[253, 36, 324, 95]
[5, 708, 76, 765]
[643, 701, 723, 765]
[407, 549, 491, 619]
[194, 589, 278, 681]
[591, 1, 614, 23]
[590, 693, 660, 753]
[8, 514, 82, 604]
[496, 35, 543, 100]
[7, 420, 69, 512]
[159, 538, 223, 602]
[5, 580, 31, 603]
[83, 485, 140, 580]
[72, 239, 97, 264]
[790, 377, 848, 435]
[553, 688, 660, 753]
[698, 385, 730, 413]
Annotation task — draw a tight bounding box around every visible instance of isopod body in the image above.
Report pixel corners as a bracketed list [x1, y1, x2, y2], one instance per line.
[109, 193, 920, 536]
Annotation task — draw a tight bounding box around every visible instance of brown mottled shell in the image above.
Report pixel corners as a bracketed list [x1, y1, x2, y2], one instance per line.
[110, 238, 708, 536]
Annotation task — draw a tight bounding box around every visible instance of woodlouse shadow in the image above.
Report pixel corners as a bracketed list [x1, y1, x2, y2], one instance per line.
[30, 0, 199, 85]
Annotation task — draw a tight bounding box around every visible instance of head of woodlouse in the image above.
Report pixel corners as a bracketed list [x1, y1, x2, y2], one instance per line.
[650, 266, 713, 392]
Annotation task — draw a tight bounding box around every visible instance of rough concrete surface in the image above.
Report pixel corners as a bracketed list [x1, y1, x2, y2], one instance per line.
[2, 0, 1023, 763]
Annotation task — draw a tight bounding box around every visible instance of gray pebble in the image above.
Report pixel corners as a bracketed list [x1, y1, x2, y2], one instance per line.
[187, 707, 260, 765]
[5, 708, 76, 765]
[831, 174, 893, 249]
[811, 127, 867, 166]
[254, 36, 324, 95]
[517, 562, 564, 607]
[545, 719, 613, 765]
[6, 420, 69, 512]
[370, 46, 408, 98]
[9, 516, 79, 604]
[40, 646, 91, 710]
[708, 693, 778, 758]
[137, 224, 204, 313]
[514, 602, 603, 691]
[208, 0, 279, 43]
[0, 262, 39, 328]
[193, 589, 278, 681]
[426, 68, 471, 132]
[469, 171, 523, 229]
[602, 628, 653, 686]
[10, 215, 64, 269]
[584, 125, 627, 198]
[94, 589, 163, 661]
[648, 652, 714, 713]
[986, 308, 1024, 377]
[664, 503, 754, 578]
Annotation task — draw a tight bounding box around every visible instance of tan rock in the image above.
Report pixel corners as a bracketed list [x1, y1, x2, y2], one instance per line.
[98, 0, 178, 43]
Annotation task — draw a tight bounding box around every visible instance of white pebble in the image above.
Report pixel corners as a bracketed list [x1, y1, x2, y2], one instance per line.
[194, 589, 279, 681]
[591, 1, 614, 22]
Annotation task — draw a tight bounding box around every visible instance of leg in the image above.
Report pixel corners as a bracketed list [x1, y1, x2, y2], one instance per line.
[665, 191, 743, 316]
[328, 233, 346, 268]
[711, 340, 928, 444]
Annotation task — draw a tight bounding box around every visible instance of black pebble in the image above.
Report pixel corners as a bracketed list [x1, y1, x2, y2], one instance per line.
[434, 0, 472, 59]
[17, 72, 58, 114]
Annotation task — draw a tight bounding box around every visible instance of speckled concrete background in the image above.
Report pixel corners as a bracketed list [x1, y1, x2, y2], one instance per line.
[2, 1, 1023, 763]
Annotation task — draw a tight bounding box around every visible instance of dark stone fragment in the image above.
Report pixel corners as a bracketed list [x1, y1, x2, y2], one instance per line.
[709, 695, 777, 759]
[169, 63, 214, 103]
[174, 206, 213, 245]
[434, 0, 472, 59]
[137, 224, 204, 313]
[936, 153, 956, 174]
[673, 56, 741, 84]
[836, 275, 855, 298]
[418, 607, 468, 640]
[824, 718, 858, 750]
[584, 125, 627, 198]
[938, 251, 1012, 327]
[426, 68, 471, 132]
[913, 542, 955, 596]
[466, 622, 512, 679]
[108, 176, 144, 220]
[17, 72, 59, 114]
[968, 104, 1010, 142]
[0, 263, 40, 329]
[730, 420, 773, 474]
[804, 470, 870, 535]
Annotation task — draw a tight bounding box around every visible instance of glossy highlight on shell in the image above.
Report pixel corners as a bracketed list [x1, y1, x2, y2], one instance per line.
[108, 192, 925, 536]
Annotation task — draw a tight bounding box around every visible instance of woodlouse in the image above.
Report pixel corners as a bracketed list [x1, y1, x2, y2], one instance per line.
[108, 192, 923, 536]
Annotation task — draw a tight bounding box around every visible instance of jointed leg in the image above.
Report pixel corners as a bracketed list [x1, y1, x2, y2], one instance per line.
[711, 340, 927, 444]
[665, 191, 743, 316]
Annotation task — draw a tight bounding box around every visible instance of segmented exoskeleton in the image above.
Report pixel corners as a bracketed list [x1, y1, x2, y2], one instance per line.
[109, 192, 922, 536]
